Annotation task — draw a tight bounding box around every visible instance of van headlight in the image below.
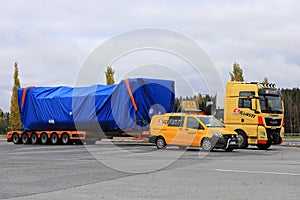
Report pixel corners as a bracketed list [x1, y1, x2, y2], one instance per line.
[213, 132, 223, 138]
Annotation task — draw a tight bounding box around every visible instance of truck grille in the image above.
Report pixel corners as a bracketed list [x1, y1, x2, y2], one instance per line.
[265, 118, 282, 126]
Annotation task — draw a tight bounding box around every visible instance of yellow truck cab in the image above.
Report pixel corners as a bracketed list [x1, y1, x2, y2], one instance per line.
[149, 113, 239, 151]
[224, 81, 284, 149]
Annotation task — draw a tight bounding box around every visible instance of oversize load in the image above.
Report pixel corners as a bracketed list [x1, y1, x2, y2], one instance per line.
[18, 78, 175, 132]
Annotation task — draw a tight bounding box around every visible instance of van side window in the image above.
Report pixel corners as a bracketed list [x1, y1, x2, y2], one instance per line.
[238, 98, 251, 109]
[187, 117, 203, 129]
[167, 116, 183, 127]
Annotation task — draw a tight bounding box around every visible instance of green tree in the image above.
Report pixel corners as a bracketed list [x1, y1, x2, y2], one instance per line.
[229, 62, 244, 81]
[9, 62, 22, 130]
[105, 66, 115, 85]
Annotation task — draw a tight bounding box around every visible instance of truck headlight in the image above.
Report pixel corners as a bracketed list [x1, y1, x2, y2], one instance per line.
[260, 132, 265, 137]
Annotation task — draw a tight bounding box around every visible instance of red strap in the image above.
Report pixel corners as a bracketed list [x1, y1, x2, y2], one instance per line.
[21, 86, 35, 109]
[125, 78, 138, 111]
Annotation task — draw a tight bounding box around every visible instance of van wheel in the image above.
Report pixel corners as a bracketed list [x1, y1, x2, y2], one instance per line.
[201, 138, 213, 151]
[12, 133, 20, 144]
[236, 130, 248, 149]
[156, 137, 166, 149]
[21, 133, 29, 144]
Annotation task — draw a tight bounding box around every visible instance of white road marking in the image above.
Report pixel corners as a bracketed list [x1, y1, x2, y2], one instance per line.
[214, 169, 300, 176]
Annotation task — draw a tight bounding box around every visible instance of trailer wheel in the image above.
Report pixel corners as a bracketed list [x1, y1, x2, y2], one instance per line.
[12, 133, 20, 144]
[201, 138, 213, 151]
[50, 133, 59, 145]
[40, 133, 48, 144]
[30, 133, 38, 144]
[61, 133, 70, 145]
[21, 133, 29, 144]
[155, 136, 166, 149]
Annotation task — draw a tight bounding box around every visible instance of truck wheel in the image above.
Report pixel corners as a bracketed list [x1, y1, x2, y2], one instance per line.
[201, 138, 213, 151]
[21, 133, 29, 144]
[50, 133, 59, 145]
[61, 133, 70, 145]
[156, 137, 166, 149]
[40, 133, 48, 144]
[30, 133, 38, 144]
[236, 130, 248, 149]
[257, 143, 271, 150]
[12, 133, 20, 144]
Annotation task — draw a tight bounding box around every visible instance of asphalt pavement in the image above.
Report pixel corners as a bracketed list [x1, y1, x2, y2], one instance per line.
[0, 140, 299, 200]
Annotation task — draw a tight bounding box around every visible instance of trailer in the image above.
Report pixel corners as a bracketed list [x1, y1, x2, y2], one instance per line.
[7, 78, 175, 144]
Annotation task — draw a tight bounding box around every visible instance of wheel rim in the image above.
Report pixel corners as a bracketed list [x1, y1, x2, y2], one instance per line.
[51, 134, 58, 144]
[31, 134, 37, 144]
[41, 134, 47, 144]
[13, 134, 19, 143]
[157, 138, 165, 149]
[22, 135, 28, 144]
[202, 139, 212, 151]
[238, 135, 244, 147]
[62, 134, 69, 144]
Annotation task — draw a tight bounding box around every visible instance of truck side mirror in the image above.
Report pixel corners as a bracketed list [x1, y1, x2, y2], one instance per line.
[251, 98, 260, 114]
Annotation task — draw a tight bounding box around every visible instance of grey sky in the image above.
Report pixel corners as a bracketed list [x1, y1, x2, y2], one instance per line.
[1, 0, 299, 112]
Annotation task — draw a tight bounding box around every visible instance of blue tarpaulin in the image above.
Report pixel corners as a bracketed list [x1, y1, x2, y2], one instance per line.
[18, 78, 174, 132]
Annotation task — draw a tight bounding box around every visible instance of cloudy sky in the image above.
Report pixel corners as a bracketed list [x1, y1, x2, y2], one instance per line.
[1, 0, 299, 112]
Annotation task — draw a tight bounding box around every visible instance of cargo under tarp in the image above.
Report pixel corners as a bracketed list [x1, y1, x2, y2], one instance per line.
[18, 78, 175, 132]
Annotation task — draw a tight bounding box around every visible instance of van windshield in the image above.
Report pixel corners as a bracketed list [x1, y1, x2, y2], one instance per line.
[198, 116, 224, 127]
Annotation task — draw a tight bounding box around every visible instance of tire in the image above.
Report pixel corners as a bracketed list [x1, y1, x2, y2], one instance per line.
[30, 133, 39, 144]
[156, 137, 166, 149]
[236, 130, 248, 149]
[50, 133, 59, 145]
[61, 133, 70, 145]
[12, 133, 20, 144]
[40, 133, 48, 144]
[201, 138, 213, 151]
[21, 133, 29, 144]
[256, 143, 271, 150]
[225, 148, 234, 152]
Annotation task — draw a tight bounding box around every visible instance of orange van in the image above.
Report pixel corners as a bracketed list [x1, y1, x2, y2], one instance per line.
[149, 113, 239, 151]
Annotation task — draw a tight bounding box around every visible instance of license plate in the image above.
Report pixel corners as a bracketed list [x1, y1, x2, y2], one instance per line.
[230, 141, 236, 145]
[271, 126, 276, 130]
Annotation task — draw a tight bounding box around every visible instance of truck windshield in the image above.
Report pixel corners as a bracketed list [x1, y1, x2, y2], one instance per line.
[198, 116, 224, 127]
[259, 95, 283, 114]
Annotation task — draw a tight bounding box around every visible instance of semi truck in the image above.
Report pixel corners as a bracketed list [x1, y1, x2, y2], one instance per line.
[7, 78, 175, 145]
[214, 81, 284, 149]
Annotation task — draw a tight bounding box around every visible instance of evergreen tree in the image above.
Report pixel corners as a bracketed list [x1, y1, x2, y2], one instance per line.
[229, 62, 244, 81]
[9, 62, 22, 130]
[105, 66, 115, 85]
